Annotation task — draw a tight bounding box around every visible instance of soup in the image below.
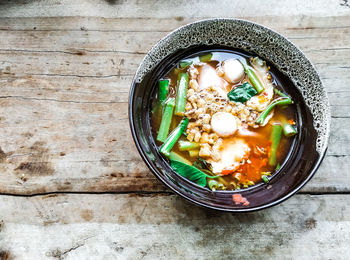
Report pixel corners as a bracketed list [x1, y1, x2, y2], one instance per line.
[151, 50, 297, 191]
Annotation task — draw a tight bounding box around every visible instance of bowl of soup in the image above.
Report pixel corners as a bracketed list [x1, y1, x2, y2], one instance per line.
[129, 19, 330, 212]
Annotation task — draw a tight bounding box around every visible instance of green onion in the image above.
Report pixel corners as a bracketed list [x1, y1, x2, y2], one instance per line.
[261, 175, 269, 184]
[179, 61, 193, 68]
[269, 124, 282, 166]
[156, 98, 175, 143]
[174, 73, 189, 116]
[160, 118, 189, 157]
[276, 163, 281, 171]
[256, 98, 293, 125]
[247, 181, 255, 186]
[274, 88, 289, 98]
[233, 172, 241, 182]
[199, 53, 213, 62]
[188, 150, 199, 157]
[229, 181, 237, 189]
[283, 123, 298, 137]
[208, 180, 226, 191]
[208, 180, 219, 190]
[159, 79, 169, 104]
[169, 151, 192, 165]
[178, 140, 200, 151]
[240, 60, 264, 94]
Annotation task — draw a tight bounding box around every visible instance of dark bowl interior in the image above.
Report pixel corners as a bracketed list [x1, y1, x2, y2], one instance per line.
[129, 19, 330, 212]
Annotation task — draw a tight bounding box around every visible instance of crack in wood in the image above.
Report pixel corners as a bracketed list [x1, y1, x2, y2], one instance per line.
[47, 235, 96, 259]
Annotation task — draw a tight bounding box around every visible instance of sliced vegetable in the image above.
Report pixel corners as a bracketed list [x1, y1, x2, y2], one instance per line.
[199, 53, 213, 62]
[169, 151, 192, 165]
[227, 82, 258, 103]
[261, 175, 269, 184]
[268, 124, 282, 166]
[240, 60, 264, 94]
[276, 163, 281, 170]
[174, 73, 189, 116]
[178, 140, 200, 151]
[256, 98, 293, 125]
[208, 180, 226, 191]
[274, 88, 289, 98]
[160, 117, 189, 157]
[188, 150, 199, 157]
[179, 61, 193, 68]
[170, 160, 219, 187]
[156, 98, 175, 143]
[159, 79, 169, 104]
[283, 123, 297, 137]
[247, 181, 255, 186]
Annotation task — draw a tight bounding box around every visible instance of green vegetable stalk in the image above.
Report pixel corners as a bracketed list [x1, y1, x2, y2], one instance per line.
[156, 98, 175, 143]
[169, 151, 192, 165]
[179, 61, 193, 68]
[160, 117, 189, 157]
[240, 60, 264, 94]
[159, 79, 169, 104]
[261, 175, 269, 184]
[269, 124, 282, 166]
[283, 123, 297, 137]
[188, 150, 199, 157]
[199, 53, 213, 62]
[256, 98, 293, 125]
[274, 88, 289, 98]
[178, 140, 200, 151]
[174, 73, 189, 116]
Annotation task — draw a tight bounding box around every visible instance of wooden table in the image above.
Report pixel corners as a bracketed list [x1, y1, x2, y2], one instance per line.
[0, 1, 349, 259]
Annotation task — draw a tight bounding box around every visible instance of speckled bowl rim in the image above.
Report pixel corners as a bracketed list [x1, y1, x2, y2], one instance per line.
[128, 18, 331, 212]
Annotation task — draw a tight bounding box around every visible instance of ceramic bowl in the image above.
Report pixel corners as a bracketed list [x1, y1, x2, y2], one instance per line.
[129, 19, 330, 212]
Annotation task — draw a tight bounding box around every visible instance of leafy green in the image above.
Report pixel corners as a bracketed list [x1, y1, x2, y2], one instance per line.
[170, 160, 218, 187]
[227, 82, 258, 103]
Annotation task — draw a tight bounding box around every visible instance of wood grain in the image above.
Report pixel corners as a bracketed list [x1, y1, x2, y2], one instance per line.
[0, 0, 348, 18]
[0, 193, 349, 259]
[0, 15, 348, 194]
[0, 1, 348, 259]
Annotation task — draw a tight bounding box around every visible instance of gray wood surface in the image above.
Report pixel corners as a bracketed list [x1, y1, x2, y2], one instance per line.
[0, 0, 349, 259]
[1, 194, 350, 259]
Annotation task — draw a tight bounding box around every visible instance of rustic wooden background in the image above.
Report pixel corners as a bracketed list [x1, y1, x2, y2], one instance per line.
[0, 0, 349, 259]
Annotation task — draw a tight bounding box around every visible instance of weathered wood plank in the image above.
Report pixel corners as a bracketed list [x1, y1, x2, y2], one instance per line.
[0, 0, 348, 18]
[0, 20, 349, 54]
[0, 15, 349, 32]
[0, 193, 349, 259]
